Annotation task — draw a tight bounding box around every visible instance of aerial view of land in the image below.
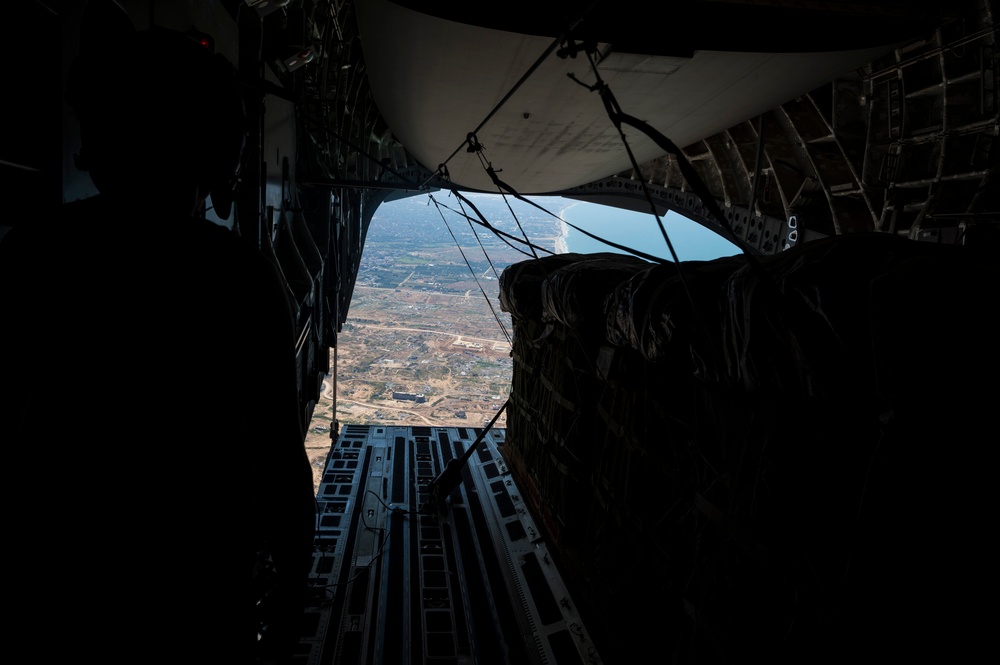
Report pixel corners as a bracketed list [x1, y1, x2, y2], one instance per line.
[303, 192, 568, 484]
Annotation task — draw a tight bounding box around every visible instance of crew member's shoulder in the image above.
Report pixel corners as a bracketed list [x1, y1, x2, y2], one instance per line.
[186, 216, 279, 274]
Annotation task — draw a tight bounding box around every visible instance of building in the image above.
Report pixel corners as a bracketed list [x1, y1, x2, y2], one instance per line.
[392, 391, 427, 403]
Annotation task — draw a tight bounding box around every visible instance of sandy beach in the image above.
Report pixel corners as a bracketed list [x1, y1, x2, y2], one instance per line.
[554, 218, 569, 254]
[553, 200, 580, 254]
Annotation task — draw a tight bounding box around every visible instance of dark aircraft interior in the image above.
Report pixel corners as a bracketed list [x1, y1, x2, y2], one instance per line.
[4, 1, 998, 663]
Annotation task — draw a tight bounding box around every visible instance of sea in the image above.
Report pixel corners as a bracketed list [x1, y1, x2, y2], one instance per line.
[559, 199, 740, 263]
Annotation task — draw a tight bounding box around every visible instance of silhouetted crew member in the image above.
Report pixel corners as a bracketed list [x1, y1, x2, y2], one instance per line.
[0, 5, 314, 663]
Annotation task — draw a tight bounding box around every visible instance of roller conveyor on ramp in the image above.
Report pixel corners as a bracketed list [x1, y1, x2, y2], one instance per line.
[297, 425, 601, 665]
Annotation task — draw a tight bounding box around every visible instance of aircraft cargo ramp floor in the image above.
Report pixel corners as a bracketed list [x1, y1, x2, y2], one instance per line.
[296, 424, 600, 665]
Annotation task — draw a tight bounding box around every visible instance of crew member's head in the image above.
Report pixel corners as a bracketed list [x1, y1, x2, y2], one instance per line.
[67, 4, 245, 216]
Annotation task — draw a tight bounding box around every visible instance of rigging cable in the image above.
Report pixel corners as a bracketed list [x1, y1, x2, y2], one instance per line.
[443, 191, 552, 258]
[417, 26, 731, 439]
[470, 142, 669, 264]
[403, 2, 668, 267]
[470, 143, 540, 261]
[462, 143, 624, 390]
[455, 191, 507, 281]
[572, 44, 764, 275]
[419, 0, 603, 189]
[428, 194, 513, 346]
[460, 126, 687, 389]
[562, 44, 755, 381]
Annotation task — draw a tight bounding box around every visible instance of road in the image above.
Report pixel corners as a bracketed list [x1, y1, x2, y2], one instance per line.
[354, 322, 509, 346]
[339, 397, 445, 427]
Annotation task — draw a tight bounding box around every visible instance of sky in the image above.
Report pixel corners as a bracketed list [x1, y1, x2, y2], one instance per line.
[373, 192, 742, 266]
[439, 192, 743, 263]
[556, 198, 741, 262]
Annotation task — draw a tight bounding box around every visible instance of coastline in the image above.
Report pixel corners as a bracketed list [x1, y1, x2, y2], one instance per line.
[555, 219, 569, 254]
[553, 200, 580, 254]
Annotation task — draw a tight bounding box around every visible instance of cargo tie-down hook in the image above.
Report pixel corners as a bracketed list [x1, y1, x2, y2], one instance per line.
[466, 132, 483, 153]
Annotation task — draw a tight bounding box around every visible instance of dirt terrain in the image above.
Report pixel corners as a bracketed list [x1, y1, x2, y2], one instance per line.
[303, 316, 512, 490]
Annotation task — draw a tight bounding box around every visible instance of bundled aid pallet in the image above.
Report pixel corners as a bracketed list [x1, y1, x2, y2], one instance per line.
[498, 238, 1000, 664]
